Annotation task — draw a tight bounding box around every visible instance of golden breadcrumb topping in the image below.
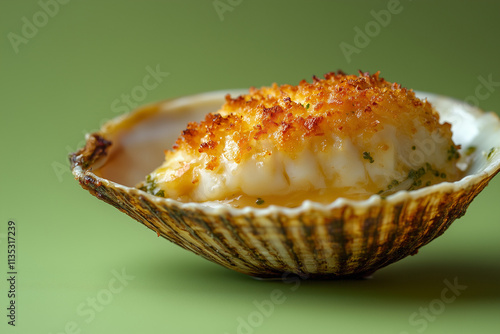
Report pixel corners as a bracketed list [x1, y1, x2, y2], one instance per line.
[140, 71, 461, 207]
[175, 71, 442, 168]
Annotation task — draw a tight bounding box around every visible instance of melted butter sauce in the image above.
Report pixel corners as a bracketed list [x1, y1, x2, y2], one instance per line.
[189, 187, 378, 208]
[175, 169, 464, 209]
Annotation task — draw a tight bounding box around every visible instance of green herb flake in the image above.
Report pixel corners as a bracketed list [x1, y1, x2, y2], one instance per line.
[256, 198, 265, 205]
[487, 147, 496, 159]
[363, 152, 374, 163]
[411, 146, 416, 151]
[305, 103, 310, 109]
[417, 167, 425, 178]
[140, 174, 165, 198]
[447, 145, 460, 161]
[465, 146, 477, 156]
[403, 163, 449, 191]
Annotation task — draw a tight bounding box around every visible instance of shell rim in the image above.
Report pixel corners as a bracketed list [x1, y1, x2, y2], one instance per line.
[70, 90, 500, 218]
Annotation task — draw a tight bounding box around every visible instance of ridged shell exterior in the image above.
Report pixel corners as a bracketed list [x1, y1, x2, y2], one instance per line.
[70, 92, 500, 279]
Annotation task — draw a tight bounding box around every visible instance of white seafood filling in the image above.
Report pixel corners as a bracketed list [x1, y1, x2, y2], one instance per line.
[150, 123, 456, 202]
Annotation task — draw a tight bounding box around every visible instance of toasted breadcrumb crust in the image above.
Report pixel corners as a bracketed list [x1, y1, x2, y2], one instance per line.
[141, 71, 460, 206]
[172, 71, 448, 171]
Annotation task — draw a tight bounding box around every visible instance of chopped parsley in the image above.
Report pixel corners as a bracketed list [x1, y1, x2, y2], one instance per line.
[447, 145, 460, 161]
[378, 163, 449, 196]
[465, 146, 477, 156]
[363, 152, 374, 163]
[408, 166, 426, 180]
[487, 147, 497, 160]
[387, 179, 400, 189]
[425, 162, 440, 177]
[139, 175, 165, 197]
[256, 198, 265, 205]
[408, 164, 447, 189]
[305, 103, 310, 109]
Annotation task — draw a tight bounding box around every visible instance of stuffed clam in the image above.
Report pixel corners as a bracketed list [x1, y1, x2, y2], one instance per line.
[70, 72, 500, 279]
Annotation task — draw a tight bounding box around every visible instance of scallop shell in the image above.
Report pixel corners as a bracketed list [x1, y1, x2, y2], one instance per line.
[70, 91, 500, 279]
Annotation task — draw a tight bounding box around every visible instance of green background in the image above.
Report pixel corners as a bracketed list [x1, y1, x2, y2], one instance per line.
[1, 0, 500, 333]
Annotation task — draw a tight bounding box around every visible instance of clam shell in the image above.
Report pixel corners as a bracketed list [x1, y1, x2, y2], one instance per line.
[70, 91, 500, 279]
